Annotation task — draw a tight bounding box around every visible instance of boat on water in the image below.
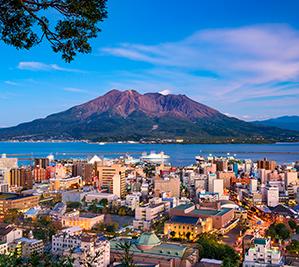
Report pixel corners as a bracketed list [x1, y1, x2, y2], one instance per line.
[140, 151, 170, 163]
[98, 142, 106, 145]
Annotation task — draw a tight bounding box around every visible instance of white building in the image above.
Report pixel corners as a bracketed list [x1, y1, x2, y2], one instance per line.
[133, 199, 170, 230]
[84, 192, 118, 203]
[267, 187, 279, 207]
[125, 193, 141, 210]
[212, 179, 224, 196]
[52, 227, 110, 267]
[249, 179, 258, 194]
[208, 173, 217, 192]
[243, 237, 283, 267]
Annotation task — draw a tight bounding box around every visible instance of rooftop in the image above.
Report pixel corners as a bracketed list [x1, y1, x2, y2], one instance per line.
[173, 203, 194, 210]
[0, 193, 34, 200]
[111, 232, 189, 258]
[169, 216, 199, 225]
[254, 238, 267, 245]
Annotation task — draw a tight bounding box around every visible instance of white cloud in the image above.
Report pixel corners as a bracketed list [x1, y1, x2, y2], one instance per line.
[63, 87, 87, 93]
[159, 89, 171, 95]
[17, 61, 84, 73]
[102, 24, 299, 119]
[4, 80, 20, 86]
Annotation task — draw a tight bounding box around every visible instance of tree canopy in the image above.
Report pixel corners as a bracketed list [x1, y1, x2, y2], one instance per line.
[266, 223, 290, 241]
[196, 233, 240, 267]
[0, 0, 107, 62]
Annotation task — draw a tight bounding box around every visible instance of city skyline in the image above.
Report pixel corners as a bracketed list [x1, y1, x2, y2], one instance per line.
[1, 0, 299, 127]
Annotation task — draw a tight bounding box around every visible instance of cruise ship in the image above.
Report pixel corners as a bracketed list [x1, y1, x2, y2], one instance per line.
[140, 151, 170, 163]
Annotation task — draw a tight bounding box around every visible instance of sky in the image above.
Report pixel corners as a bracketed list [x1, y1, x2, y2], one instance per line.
[1, 0, 299, 127]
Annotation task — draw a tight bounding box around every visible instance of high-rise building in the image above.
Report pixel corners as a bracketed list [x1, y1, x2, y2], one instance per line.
[154, 176, 180, 197]
[249, 179, 258, 193]
[9, 168, 33, 189]
[267, 187, 279, 207]
[33, 167, 47, 183]
[34, 158, 49, 169]
[72, 162, 95, 184]
[96, 164, 126, 198]
[257, 158, 276, 171]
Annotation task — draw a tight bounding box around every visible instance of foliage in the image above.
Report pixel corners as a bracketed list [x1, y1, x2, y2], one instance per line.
[286, 240, 299, 254]
[288, 220, 297, 230]
[116, 240, 135, 267]
[0, 0, 107, 62]
[3, 209, 24, 224]
[196, 233, 240, 267]
[32, 216, 61, 243]
[0, 252, 73, 267]
[266, 223, 290, 241]
[118, 206, 127, 216]
[66, 201, 81, 209]
[98, 198, 108, 207]
[93, 222, 119, 233]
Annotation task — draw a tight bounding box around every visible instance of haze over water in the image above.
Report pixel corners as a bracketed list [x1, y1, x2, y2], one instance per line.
[0, 142, 298, 166]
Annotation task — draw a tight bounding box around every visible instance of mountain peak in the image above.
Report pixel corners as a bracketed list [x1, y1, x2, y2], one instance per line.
[1, 89, 298, 143]
[73, 89, 220, 120]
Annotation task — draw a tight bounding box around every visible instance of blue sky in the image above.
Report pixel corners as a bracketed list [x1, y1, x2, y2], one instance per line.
[1, 0, 299, 126]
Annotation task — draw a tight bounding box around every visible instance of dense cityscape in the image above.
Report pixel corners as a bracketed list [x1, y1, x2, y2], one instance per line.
[1, 1, 299, 267]
[0, 151, 298, 266]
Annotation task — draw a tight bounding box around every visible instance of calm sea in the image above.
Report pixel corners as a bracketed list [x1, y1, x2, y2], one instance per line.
[0, 142, 298, 166]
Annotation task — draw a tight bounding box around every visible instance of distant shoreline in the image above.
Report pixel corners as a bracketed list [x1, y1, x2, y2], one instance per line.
[0, 140, 299, 145]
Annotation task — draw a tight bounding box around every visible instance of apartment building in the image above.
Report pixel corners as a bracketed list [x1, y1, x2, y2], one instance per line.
[243, 237, 283, 267]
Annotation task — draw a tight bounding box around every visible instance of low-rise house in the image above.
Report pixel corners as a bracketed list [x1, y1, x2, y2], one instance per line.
[61, 211, 104, 230]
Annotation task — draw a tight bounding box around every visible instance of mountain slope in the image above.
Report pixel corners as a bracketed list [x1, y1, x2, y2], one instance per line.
[0, 90, 298, 143]
[253, 116, 299, 132]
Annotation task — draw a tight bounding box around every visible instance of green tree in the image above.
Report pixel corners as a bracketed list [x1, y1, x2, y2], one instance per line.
[196, 233, 240, 267]
[267, 223, 290, 241]
[118, 206, 127, 216]
[66, 201, 81, 209]
[3, 209, 24, 225]
[116, 240, 135, 267]
[99, 198, 108, 208]
[0, 0, 107, 62]
[288, 220, 297, 230]
[286, 240, 299, 254]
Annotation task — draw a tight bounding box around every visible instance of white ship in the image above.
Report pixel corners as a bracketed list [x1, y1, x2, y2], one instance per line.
[140, 151, 170, 163]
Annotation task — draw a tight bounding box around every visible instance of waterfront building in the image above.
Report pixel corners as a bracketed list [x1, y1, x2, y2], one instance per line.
[34, 158, 49, 169]
[257, 158, 276, 171]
